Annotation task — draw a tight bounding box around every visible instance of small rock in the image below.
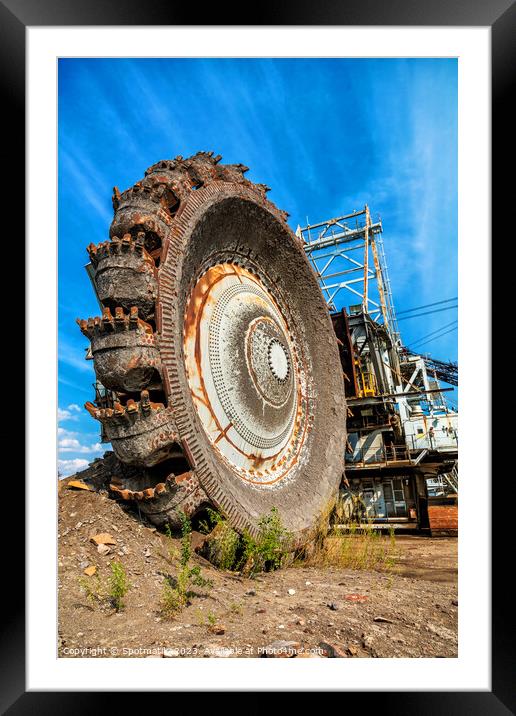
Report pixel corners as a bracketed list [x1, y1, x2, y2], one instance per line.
[295, 618, 306, 626]
[452, 600, 458, 606]
[344, 594, 368, 603]
[305, 581, 312, 586]
[374, 616, 394, 624]
[67, 480, 91, 491]
[362, 634, 375, 650]
[318, 641, 347, 658]
[97, 544, 111, 556]
[90, 533, 116, 546]
[83, 565, 97, 576]
[288, 589, 296, 595]
[426, 622, 457, 642]
[77, 632, 84, 638]
[245, 590, 256, 596]
[347, 644, 359, 656]
[277, 624, 285, 630]
[256, 608, 266, 614]
[209, 625, 225, 635]
[327, 602, 338, 611]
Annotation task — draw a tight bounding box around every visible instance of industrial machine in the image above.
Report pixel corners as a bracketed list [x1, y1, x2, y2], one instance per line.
[300, 207, 458, 532]
[77, 153, 347, 543]
[76, 154, 458, 537]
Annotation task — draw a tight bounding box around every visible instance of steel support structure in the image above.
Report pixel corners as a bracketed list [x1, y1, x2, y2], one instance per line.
[298, 206, 399, 346]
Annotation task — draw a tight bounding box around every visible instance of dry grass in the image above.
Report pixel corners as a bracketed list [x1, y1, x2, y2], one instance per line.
[296, 497, 399, 572]
[306, 527, 398, 572]
[200, 500, 399, 575]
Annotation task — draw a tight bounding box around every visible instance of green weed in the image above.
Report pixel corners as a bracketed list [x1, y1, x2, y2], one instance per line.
[160, 512, 212, 619]
[239, 507, 293, 576]
[205, 521, 241, 571]
[207, 611, 217, 626]
[201, 506, 293, 577]
[78, 562, 130, 613]
[109, 561, 130, 612]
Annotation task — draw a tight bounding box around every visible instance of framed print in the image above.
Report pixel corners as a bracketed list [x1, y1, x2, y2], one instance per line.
[2, 0, 512, 709]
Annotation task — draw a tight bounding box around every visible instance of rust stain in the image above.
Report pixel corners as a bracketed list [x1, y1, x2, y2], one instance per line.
[174, 471, 193, 484]
[214, 422, 233, 445]
[183, 262, 311, 483]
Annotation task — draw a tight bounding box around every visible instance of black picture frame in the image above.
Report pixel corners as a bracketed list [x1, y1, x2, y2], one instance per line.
[4, 0, 510, 710]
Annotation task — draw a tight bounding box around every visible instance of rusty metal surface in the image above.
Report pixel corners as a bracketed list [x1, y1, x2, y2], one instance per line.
[183, 262, 309, 485]
[88, 233, 157, 319]
[78, 307, 162, 391]
[85, 392, 179, 467]
[78, 152, 346, 539]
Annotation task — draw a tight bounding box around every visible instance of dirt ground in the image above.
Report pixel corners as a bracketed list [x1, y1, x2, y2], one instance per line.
[58, 482, 458, 659]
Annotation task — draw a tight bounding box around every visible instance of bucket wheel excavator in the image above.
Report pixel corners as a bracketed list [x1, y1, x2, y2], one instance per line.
[77, 152, 346, 543]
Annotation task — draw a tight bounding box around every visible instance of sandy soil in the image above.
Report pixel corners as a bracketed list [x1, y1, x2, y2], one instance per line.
[58, 482, 458, 658]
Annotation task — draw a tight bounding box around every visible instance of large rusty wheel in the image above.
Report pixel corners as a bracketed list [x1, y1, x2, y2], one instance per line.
[78, 152, 346, 543]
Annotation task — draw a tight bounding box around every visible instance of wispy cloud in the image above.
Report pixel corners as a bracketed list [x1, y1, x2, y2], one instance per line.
[60, 149, 113, 225]
[58, 435, 103, 454]
[59, 335, 93, 374]
[58, 404, 81, 422]
[58, 409, 72, 422]
[58, 375, 91, 395]
[58, 458, 89, 477]
[57, 423, 104, 478]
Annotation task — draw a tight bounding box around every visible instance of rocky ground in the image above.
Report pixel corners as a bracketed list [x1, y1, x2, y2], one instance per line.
[58, 480, 458, 659]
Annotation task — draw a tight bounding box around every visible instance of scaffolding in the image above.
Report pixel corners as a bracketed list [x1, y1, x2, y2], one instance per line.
[301, 206, 458, 440]
[298, 206, 400, 345]
[300, 205, 458, 531]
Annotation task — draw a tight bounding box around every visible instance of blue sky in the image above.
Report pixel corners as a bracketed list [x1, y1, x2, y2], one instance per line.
[58, 58, 457, 476]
